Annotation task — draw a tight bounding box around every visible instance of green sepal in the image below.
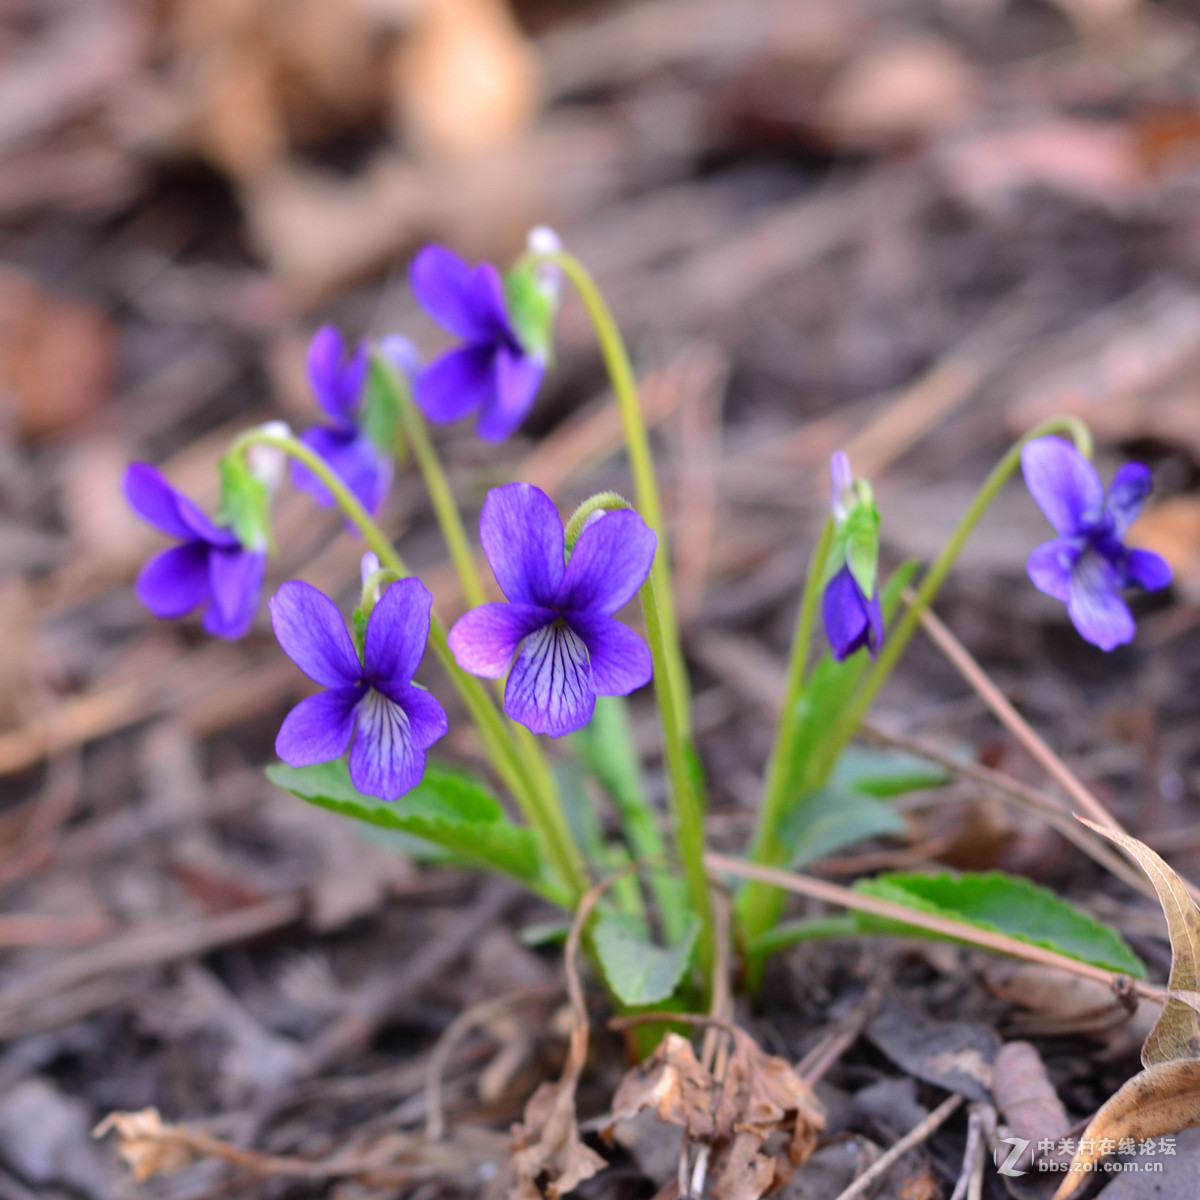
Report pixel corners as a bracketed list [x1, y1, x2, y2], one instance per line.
[351, 606, 368, 657]
[504, 263, 555, 364]
[842, 498, 880, 599]
[217, 453, 270, 551]
[361, 354, 404, 455]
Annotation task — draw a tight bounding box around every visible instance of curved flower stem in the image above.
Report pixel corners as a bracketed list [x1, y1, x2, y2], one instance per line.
[371, 354, 568, 865]
[816, 414, 1092, 782]
[736, 415, 1091, 976]
[229, 429, 587, 904]
[532, 250, 692, 738]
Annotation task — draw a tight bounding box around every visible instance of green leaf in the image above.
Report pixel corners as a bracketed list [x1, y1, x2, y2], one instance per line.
[266, 759, 543, 884]
[831, 747, 951, 798]
[778, 786, 906, 870]
[854, 870, 1146, 977]
[592, 910, 701, 1006]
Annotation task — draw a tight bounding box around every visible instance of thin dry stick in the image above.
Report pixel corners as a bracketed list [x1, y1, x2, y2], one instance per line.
[948, 1106, 985, 1200]
[833, 1093, 964, 1200]
[858, 720, 1152, 898]
[914, 604, 1200, 904]
[425, 986, 562, 1141]
[703, 852, 1165, 1002]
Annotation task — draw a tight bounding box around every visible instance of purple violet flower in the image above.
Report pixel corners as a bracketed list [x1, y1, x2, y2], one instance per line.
[1022, 436, 1171, 651]
[291, 325, 392, 516]
[448, 483, 655, 736]
[410, 246, 543, 443]
[124, 463, 265, 639]
[270, 577, 448, 801]
[823, 566, 883, 662]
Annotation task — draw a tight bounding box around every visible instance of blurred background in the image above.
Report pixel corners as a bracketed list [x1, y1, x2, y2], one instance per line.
[3, 0, 1200, 1194]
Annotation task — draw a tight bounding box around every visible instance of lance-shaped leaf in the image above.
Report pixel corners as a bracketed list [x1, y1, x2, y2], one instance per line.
[592, 911, 701, 1006]
[1052, 1060, 1200, 1200]
[1078, 817, 1200, 1065]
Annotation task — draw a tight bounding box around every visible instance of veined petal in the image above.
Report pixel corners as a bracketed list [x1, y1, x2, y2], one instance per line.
[557, 509, 656, 615]
[136, 543, 211, 618]
[1106, 461, 1153, 535]
[415, 345, 496, 425]
[568, 612, 652, 696]
[205, 547, 265, 639]
[822, 566, 872, 661]
[479, 483, 565, 606]
[1026, 537, 1077, 603]
[275, 686, 363, 767]
[410, 246, 511, 344]
[1021, 437, 1104, 536]
[1067, 551, 1134, 650]
[448, 602, 552, 678]
[350, 688, 425, 800]
[476, 347, 542, 442]
[291, 426, 390, 516]
[269, 580, 362, 687]
[364, 577, 432, 684]
[1126, 547, 1172, 592]
[505, 621, 595, 736]
[375, 680, 449, 750]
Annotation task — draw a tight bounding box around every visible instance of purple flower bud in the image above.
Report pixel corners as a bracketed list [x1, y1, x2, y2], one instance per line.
[270, 578, 448, 801]
[829, 451, 854, 523]
[410, 245, 544, 443]
[822, 565, 883, 661]
[124, 463, 265, 640]
[1022, 437, 1171, 650]
[448, 483, 656, 736]
[292, 326, 392, 518]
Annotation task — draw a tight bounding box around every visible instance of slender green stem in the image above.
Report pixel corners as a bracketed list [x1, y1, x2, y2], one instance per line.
[533, 250, 692, 737]
[641, 570, 713, 989]
[370, 355, 585, 894]
[230, 429, 587, 903]
[746, 516, 834, 869]
[816, 415, 1091, 781]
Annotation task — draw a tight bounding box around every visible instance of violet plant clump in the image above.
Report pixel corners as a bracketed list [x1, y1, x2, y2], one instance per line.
[122, 229, 1169, 1027]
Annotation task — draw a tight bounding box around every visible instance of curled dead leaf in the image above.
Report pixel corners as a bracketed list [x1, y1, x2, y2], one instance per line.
[1077, 818, 1200, 1066]
[1053, 1059, 1200, 1200]
[609, 1027, 824, 1200]
[93, 1108, 199, 1182]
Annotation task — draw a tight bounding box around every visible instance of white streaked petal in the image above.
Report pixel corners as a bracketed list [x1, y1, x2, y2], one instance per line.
[504, 621, 595, 736]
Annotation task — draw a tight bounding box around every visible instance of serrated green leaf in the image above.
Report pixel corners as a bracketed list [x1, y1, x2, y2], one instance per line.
[832, 747, 951, 798]
[779, 786, 907, 870]
[592, 911, 701, 1006]
[266, 759, 543, 884]
[854, 870, 1145, 977]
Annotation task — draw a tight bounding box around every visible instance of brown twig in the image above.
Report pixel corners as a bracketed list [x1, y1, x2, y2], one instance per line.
[858, 720, 1153, 898]
[832, 1093, 964, 1200]
[703, 852, 1165, 1002]
[914, 603, 1200, 903]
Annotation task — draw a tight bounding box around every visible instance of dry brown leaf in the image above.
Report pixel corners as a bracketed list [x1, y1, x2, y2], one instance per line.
[508, 1023, 605, 1200]
[0, 269, 116, 438]
[1052, 1060, 1200, 1200]
[992, 1041, 1071, 1171]
[92, 1108, 200, 1182]
[820, 34, 976, 148]
[1078, 818, 1200, 1065]
[609, 1028, 824, 1200]
[393, 0, 539, 160]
